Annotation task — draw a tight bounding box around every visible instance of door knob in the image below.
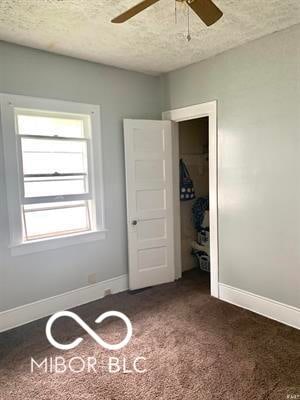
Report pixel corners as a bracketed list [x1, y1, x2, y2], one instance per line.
[132, 220, 138, 226]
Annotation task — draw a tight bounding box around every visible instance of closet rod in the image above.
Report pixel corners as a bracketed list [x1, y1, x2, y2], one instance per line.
[181, 152, 208, 156]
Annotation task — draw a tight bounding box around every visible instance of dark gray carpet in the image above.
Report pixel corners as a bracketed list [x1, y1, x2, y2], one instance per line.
[0, 270, 299, 399]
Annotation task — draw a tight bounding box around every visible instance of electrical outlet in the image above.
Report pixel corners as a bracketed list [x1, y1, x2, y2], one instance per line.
[104, 288, 112, 297]
[88, 273, 97, 285]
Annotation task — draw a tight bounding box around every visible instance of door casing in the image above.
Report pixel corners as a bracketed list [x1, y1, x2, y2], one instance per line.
[162, 101, 219, 298]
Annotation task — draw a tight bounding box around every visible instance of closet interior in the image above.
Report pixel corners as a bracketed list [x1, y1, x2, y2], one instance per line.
[178, 117, 210, 278]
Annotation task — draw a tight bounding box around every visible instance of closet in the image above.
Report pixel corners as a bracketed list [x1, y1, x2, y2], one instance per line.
[179, 117, 210, 275]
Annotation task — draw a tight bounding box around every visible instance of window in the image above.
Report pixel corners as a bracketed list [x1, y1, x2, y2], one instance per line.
[0, 95, 106, 254]
[17, 111, 91, 240]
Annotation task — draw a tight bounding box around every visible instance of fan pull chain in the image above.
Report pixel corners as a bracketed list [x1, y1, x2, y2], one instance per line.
[187, 3, 191, 41]
[175, 0, 177, 24]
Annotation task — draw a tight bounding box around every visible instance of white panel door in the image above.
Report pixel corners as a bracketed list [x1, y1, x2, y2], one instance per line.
[124, 119, 175, 290]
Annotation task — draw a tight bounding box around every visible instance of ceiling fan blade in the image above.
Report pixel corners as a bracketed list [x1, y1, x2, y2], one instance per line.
[187, 0, 223, 26]
[111, 0, 160, 23]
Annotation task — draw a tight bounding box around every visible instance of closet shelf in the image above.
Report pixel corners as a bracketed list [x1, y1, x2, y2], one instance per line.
[181, 153, 208, 157]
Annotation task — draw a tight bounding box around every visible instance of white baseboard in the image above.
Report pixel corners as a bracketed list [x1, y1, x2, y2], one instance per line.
[219, 283, 300, 330]
[2, 277, 298, 334]
[0, 274, 129, 333]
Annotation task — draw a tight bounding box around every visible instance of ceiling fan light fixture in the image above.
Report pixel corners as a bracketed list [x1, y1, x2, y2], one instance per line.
[111, 0, 223, 40]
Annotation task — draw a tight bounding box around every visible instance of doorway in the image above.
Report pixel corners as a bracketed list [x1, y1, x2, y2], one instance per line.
[162, 101, 219, 298]
[179, 117, 210, 276]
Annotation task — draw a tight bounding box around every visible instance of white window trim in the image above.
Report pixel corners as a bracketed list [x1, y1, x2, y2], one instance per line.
[0, 93, 107, 255]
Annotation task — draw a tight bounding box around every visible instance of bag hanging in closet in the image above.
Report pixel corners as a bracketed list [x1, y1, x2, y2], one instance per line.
[180, 159, 196, 201]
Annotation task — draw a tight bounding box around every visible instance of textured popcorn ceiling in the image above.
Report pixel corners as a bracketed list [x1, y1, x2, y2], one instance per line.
[0, 0, 300, 74]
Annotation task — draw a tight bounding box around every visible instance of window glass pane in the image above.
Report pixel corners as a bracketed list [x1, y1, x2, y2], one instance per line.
[17, 114, 84, 138]
[23, 201, 90, 240]
[21, 138, 88, 175]
[24, 176, 87, 197]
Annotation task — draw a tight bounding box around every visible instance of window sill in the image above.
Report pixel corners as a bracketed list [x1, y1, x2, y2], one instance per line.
[10, 230, 107, 256]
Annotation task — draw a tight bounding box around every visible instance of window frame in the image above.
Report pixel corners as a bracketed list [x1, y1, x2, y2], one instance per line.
[0, 94, 106, 255]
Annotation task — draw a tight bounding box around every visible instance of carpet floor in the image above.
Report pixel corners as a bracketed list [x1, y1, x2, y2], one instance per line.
[0, 270, 299, 400]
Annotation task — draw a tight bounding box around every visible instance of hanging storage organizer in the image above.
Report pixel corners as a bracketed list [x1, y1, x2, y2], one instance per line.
[180, 159, 196, 201]
[191, 196, 210, 272]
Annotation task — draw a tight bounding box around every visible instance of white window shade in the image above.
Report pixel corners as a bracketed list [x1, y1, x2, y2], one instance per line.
[17, 113, 84, 138]
[20, 136, 90, 201]
[23, 201, 91, 240]
[21, 137, 88, 176]
[24, 176, 87, 198]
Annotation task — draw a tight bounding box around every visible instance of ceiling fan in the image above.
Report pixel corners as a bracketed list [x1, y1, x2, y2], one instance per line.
[111, 0, 223, 27]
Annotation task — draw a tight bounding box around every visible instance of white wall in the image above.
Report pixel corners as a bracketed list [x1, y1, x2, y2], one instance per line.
[0, 41, 161, 312]
[162, 24, 300, 308]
